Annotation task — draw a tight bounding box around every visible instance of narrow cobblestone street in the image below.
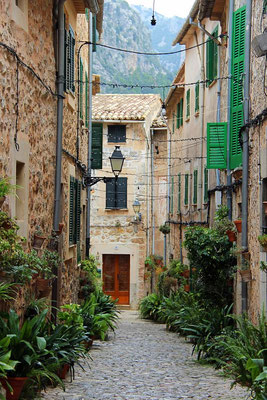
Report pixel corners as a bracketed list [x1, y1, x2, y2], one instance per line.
[41, 311, 249, 400]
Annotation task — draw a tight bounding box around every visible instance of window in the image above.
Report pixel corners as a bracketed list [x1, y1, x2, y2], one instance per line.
[79, 57, 83, 119]
[176, 98, 184, 129]
[206, 122, 227, 169]
[230, 6, 246, 169]
[91, 124, 103, 169]
[195, 81, 199, 113]
[186, 89, 190, 119]
[206, 26, 218, 86]
[193, 170, 198, 205]
[64, 23, 75, 93]
[204, 167, 208, 203]
[108, 125, 126, 143]
[69, 177, 81, 245]
[12, 0, 28, 31]
[184, 174, 189, 205]
[177, 173, 181, 213]
[170, 176, 174, 214]
[106, 178, 127, 209]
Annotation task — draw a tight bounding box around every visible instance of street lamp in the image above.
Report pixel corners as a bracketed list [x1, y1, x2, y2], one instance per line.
[133, 199, 141, 221]
[83, 146, 125, 187]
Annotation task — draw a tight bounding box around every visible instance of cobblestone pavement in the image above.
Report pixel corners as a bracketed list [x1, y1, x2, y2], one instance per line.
[41, 311, 249, 400]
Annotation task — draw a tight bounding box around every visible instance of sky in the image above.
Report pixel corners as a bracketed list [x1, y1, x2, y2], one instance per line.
[127, 0, 195, 18]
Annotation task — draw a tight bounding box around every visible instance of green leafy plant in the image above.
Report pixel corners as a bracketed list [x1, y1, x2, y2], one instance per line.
[214, 205, 237, 234]
[260, 261, 267, 273]
[0, 177, 19, 199]
[258, 235, 267, 247]
[159, 223, 170, 235]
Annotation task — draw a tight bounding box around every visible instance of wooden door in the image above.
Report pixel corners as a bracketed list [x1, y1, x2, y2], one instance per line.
[103, 254, 130, 305]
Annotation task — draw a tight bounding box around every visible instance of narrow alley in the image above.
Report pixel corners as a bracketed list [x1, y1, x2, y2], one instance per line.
[41, 311, 248, 400]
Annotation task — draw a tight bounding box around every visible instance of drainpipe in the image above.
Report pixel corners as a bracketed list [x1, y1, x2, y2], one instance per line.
[200, 28, 205, 223]
[146, 131, 150, 257]
[242, 0, 252, 252]
[216, 44, 222, 204]
[151, 128, 155, 254]
[165, 122, 171, 266]
[86, 12, 93, 256]
[53, 0, 66, 232]
[227, 0, 234, 220]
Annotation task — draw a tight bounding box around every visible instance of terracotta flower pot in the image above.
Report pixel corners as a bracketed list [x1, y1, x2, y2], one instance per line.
[234, 220, 242, 233]
[57, 363, 70, 379]
[238, 269, 252, 282]
[184, 284, 190, 292]
[181, 270, 190, 279]
[226, 230, 236, 242]
[33, 234, 46, 249]
[0, 377, 28, 400]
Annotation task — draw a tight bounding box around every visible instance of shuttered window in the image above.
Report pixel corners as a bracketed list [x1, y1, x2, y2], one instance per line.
[195, 81, 199, 112]
[207, 122, 227, 169]
[193, 170, 198, 204]
[69, 26, 75, 93]
[176, 98, 184, 128]
[178, 173, 181, 213]
[79, 57, 83, 120]
[180, 98, 183, 126]
[177, 102, 180, 128]
[186, 89, 190, 119]
[69, 177, 82, 245]
[184, 174, 189, 205]
[91, 124, 103, 169]
[170, 176, 174, 214]
[108, 125, 126, 143]
[85, 72, 88, 128]
[206, 26, 218, 86]
[204, 167, 208, 203]
[106, 178, 127, 209]
[230, 6, 246, 169]
[92, 14, 97, 52]
[172, 112, 175, 133]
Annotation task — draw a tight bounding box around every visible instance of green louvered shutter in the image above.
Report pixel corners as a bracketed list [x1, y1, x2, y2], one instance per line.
[230, 6, 246, 169]
[204, 167, 208, 203]
[178, 173, 181, 213]
[85, 72, 88, 128]
[180, 98, 183, 126]
[186, 89, 190, 118]
[69, 26, 75, 93]
[106, 178, 127, 209]
[91, 124, 103, 169]
[171, 176, 174, 214]
[184, 174, 189, 205]
[195, 81, 199, 112]
[106, 179, 115, 209]
[177, 102, 180, 128]
[92, 14, 97, 52]
[79, 57, 83, 119]
[193, 170, 198, 204]
[172, 112, 175, 133]
[206, 26, 218, 86]
[69, 176, 75, 245]
[85, 8, 89, 21]
[117, 178, 127, 209]
[76, 180, 81, 243]
[64, 15, 68, 92]
[207, 122, 227, 169]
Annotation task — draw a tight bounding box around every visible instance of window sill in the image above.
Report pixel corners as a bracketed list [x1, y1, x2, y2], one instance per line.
[105, 208, 128, 211]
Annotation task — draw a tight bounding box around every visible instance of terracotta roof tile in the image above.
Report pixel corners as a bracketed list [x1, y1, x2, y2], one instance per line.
[152, 116, 167, 128]
[92, 94, 161, 121]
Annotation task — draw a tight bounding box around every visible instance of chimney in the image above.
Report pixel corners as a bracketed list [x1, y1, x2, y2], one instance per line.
[92, 74, 101, 95]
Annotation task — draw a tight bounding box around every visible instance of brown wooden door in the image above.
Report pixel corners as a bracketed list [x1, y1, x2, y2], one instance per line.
[103, 254, 130, 305]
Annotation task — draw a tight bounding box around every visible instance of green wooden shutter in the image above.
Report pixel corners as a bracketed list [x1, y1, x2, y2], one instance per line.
[178, 173, 181, 213]
[207, 122, 227, 169]
[180, 97, 183, 126]
[117, 178, 127, 209]
[230, 6, 246, 169]
[186, 89, 190, 118]
[195, 81, 199, 112]
[79, 57, 83, 119]
[184, 174, 189, 205]
[172, 112, 175, 133]
[204, 167, 208, 203]
[76, 180, 81, 243]
[85, 72, 88, 128]
[92, 14, 97, 52]
[106, 179, 115, 209]
[69, 176, 75, 245]
[170, 176, 174, 214]
[91, 124, 103, 169]
[64, 15, 68, 92]
[176, 102, 180, 128]
[69, 26, 75, 93]
[213, 27, 218, 79]
[206, 26, 218, 86]
[85, 8, 89, 21]
[193, 170, 198, 204]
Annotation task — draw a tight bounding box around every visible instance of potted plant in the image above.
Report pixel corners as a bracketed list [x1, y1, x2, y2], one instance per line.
[260, 261, 267, 273]
[32, 227, 46, 249]
[258, 234, 267, 251]
[35, 250, 60, 296]
[144, 256, 156, 271]
[234, 219, 242, 233]
[0, 177, 19, 209]
[214, 205, 237, 242]
[159, 223, 170, 235]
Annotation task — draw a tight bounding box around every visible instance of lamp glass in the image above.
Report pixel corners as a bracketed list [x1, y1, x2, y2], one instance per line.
[133, 199, 141, 214]
[110, 146, 125, 176]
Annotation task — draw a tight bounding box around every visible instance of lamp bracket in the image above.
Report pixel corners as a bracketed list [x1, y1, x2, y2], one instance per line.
[82, 175, 112, 187]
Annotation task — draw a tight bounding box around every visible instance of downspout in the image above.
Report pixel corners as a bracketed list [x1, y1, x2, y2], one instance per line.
[216, 43, 222, 204]
[146, 132, 150, 257]
[151, 128, 155, 254]
[200, 28, 205, 223]
[242, 0, 252, 252]
[86, 12, 93, 256]
[53, 0, 66, 232]
[227, 0, 234, 219]
[165, 122, 171, 266]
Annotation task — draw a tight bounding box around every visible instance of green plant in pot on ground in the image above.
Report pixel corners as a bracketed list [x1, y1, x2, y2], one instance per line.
[79, 256, 101, 299]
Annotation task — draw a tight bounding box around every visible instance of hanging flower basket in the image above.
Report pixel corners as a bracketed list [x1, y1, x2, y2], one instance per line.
[226, 230, 237, 242]
[234, 220, 242, 233]
[0, 377, 28, 400]
[238, 269, 252, 282]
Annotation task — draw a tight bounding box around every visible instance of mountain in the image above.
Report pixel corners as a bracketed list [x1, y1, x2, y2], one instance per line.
[92, 0, 184, 96]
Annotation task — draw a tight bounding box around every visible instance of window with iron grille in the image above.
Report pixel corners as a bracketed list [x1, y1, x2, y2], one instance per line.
[108, 125, 126, 143]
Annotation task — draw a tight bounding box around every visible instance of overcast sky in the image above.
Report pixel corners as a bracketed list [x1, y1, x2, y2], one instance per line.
[127, 0, 195, 18]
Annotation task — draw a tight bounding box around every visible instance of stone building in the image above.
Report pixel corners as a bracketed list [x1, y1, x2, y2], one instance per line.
[166, 0, 267, 321]
[0, 0, 104, 309]
[90, 93, 164, 307]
